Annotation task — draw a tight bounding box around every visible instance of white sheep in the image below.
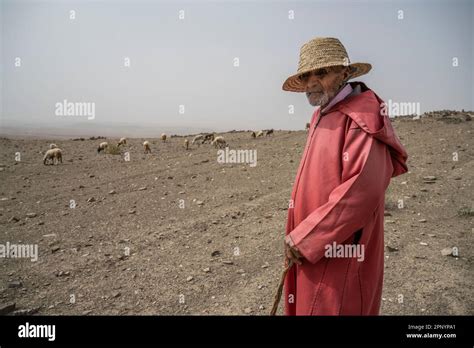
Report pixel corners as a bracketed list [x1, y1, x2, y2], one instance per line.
[43, 148, 63, 165]
[256, 130, 264, 137]
[184, 139, 189, 150]
[118, 137, 127, 146]
[211, 136, 227, 149]
[97, 142, 108, 154]
[143, 140, 151, 154]
[192, 135, 204, 145]
[49, 143, 58, 149]
[161, 133, 167, 143]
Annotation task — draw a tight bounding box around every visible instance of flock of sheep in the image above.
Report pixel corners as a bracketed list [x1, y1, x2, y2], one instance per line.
[250, 129, 274, 138]
[42, 129, 276, 165]
[97, 134, 167, 155]
[191, 133, 226, 149]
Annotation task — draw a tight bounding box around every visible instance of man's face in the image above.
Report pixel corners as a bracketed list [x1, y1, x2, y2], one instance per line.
[299, 66, 351, 107]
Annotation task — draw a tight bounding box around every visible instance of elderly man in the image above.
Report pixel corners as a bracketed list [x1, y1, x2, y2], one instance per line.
[281, 37, 408, 315]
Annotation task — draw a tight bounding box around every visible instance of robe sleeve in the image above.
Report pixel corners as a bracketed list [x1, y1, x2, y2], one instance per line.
[287, 123, 393, 264]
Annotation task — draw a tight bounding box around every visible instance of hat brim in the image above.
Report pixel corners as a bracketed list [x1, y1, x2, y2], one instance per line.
[282, 62, 372, 92]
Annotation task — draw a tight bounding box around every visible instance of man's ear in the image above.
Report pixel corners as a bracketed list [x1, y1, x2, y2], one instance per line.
[343, 66, 352, 80]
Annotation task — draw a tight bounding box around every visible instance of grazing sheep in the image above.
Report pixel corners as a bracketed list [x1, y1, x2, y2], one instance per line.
[211, 136, 227, 149]
[97, 142, 108, 154]
[202, 133, 215, 144]
[143, 141, 151, 154]
[161, 133, 167, 143]
[251, 131, 256, 138]
[118, 137, 127, 146]
[305, 122, 310, 130]
[184, 139, 189, 150]
[43, 148, 62, 165]
[265, 129, 274, 136]
[256, 130, 264, 137]
[192, 134, 204, 145]
[49, 143, 58, 149]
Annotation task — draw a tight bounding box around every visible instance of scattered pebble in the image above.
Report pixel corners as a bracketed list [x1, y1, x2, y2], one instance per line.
[13, 307, 41, 316]
[8, 281, 23, 289]
[0, 303, 16, 315]
[423, 176, 437, 183]
[441, 247, 457, 256]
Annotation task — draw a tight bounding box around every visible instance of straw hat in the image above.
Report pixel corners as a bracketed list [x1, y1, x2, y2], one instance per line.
[282, 37, 372, 92]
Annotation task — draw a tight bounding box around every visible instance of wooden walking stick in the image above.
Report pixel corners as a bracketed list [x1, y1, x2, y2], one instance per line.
[270, 259, 294, 315]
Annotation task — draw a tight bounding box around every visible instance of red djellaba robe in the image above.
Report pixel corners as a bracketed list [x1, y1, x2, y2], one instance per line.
[284, 82, 408, 315]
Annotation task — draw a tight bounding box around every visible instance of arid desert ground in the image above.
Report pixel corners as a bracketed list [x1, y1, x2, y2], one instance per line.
[0, 111, 473, 315]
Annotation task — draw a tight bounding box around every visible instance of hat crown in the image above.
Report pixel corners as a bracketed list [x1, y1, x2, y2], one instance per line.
[298, 37, 350, 73]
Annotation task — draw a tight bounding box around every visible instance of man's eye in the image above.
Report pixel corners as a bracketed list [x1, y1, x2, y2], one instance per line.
[314, 69, 327, 76]
[299, 73, 309, 81]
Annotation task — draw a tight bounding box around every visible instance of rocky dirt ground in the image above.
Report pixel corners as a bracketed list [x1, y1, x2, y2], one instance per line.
[0, 111, 472, 316]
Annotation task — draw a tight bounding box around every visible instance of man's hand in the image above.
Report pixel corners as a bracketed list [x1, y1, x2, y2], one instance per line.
[284, 239, 303, 266]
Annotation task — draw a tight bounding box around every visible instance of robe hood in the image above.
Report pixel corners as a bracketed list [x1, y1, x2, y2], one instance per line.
[332, 82, 409, 177]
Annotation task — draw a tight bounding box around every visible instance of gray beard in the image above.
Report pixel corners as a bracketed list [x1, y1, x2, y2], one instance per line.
[312, 93, 330, 108]
[315, 82, 347, 108]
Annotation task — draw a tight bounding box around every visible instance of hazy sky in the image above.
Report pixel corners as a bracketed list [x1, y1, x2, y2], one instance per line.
[1, 0, 473, 134]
